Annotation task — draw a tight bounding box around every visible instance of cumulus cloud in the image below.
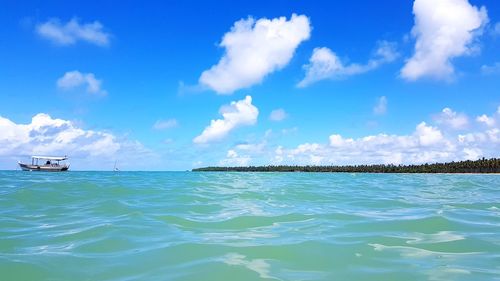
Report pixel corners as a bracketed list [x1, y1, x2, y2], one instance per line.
[219, 149, 251, 166]
[212, 106, 500, 166]
[153, 119, 178, 130]
[276, 106, 500, 166]
[475, 107, 500, 127]
[269, 108, 287, 121]
[215, 130, 273, 167]
[401, 0, 488, 81]
[476, 114, 495, 127]
[199, 14, 311, 94]
[275, 122, 451, 166]
[298, 41, 398, 87]
[434, 108, 469, 129]
[36, 17, 110, 46]
[0, 113, 151, 169]
[193, 95, 259, 144]
[57, 71, 107, 96]
[415, 122, 444, 145]
[290, 143, 324, 165]
[373, 96, 388, 115]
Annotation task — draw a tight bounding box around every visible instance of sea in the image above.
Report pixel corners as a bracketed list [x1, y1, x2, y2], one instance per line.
[0, 171, 499, 281]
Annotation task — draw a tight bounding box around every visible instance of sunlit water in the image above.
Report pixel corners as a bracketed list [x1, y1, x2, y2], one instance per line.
[1, 171, 499, 280]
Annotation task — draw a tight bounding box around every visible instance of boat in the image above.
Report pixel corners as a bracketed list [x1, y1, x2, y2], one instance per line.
[18, 156, 70, 172]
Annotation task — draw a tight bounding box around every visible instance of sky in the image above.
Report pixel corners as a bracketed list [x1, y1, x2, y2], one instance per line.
[1, 0, 500, 170]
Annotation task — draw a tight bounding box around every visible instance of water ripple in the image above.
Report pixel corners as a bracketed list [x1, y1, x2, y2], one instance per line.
[1, 171, 499, 280]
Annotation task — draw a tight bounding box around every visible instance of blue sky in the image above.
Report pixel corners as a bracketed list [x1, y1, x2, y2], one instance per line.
[1, 0, 500, 170]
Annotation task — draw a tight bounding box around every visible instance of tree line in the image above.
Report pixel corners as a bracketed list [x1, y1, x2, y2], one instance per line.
[192, 157, 500, 173]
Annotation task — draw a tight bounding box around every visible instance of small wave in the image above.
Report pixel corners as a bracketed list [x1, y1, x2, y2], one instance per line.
[369, 243, 482, 258]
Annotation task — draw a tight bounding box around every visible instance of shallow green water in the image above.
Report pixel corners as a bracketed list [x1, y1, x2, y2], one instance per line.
[1, 171, 499, 280]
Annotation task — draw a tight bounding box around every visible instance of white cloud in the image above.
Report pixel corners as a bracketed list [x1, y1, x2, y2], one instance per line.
[481, 62, 500, 75]
[290, 143, 324, 165]
[235, 142, 266, 154]
[199, 14, 311, 94]
[276, 107, 500, 166]
[216, 130, 273, 166]
[401, 0, 488, 81]
[297, 47, 342, 87]
[373, 96, 388, 115]
[458, 128, 500, 146]
[415, 122, 444, 146]
[476, 114, 495, 127]
[153, 119, 178, 130]
[273, 145, 284, 163]
[298, 41, 398, 87]
[214, 106, 500, 166]
[36, 17, 110, 46]
[275, 122, 453, 166]
[333, 122, 443, 149]
[57, 71, 107, 96]
[219, 149, 251, 166]
[0, 113, 151, 169]
[475, 107, 500, 127]
[463, 147, 482, 160]
[269, 108, 287, 121]
[434, 108, 469, 129]
[193, 95, 259, 144]
[227, 149, 238, 158]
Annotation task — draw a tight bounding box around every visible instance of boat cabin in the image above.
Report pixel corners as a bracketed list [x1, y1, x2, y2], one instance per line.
[19, 156, 70, 172]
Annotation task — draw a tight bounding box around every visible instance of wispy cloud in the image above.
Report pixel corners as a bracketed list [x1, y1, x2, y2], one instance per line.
[269, 108, 288, 121]
[57, 70, 107, 96]
[36, 17, 110, 46]
[298, 41, 398, 87]
[199, 14, 311, 94]
[373, 96, 388, 115]
[481, 62, 500, 75]
[492, 22, 500, 37]
[153, 119, 178, 130]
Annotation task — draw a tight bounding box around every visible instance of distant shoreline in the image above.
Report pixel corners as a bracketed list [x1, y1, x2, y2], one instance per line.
[191, 171, 500, 175]
[192, 158, 500, 174]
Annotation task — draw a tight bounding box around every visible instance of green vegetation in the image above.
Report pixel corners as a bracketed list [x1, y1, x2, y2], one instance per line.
[192, 157, 500, 173]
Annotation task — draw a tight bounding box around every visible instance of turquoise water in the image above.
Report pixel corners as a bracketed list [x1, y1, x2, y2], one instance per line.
[1, 171, 499, 281]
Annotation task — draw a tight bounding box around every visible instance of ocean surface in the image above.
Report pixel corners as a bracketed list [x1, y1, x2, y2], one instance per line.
[1, 171, 499, 281]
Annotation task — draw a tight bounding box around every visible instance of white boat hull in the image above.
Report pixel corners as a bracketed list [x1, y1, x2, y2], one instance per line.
[19, 163, 69, 172]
